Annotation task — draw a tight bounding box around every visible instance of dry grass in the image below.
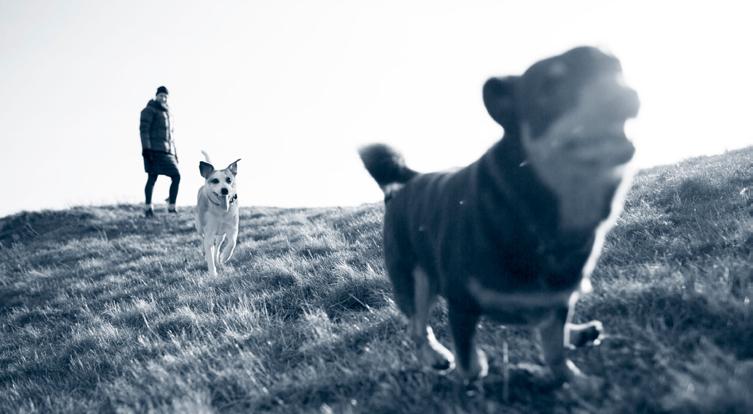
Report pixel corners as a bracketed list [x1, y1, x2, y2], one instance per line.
[1, 146, 752, 413]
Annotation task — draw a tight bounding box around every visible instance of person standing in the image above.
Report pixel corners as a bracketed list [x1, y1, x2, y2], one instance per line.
[140, 86, 180, 217]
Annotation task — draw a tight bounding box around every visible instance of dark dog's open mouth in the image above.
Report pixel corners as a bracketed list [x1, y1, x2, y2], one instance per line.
[563, 121, 635, 167]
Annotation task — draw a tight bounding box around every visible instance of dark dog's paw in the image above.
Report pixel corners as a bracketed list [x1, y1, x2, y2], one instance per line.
[432, 357, 453, 372]
[461, 377, 485, 398]
[568, 320, 603, 348]
[418, 340, 455, 373]
[471, 349, 489, 380]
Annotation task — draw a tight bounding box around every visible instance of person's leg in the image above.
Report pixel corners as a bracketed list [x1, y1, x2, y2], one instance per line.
[144, 174, 158, 217]
[168, 173, 181, 212]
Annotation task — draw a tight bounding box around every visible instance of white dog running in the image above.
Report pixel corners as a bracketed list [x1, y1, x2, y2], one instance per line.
[195, 151, 241, 276]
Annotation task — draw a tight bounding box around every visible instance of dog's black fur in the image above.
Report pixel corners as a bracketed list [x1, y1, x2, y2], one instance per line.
[360, 46, 639, 384]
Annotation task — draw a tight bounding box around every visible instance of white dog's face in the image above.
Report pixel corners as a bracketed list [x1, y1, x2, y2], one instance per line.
[200, 159, 240, 211]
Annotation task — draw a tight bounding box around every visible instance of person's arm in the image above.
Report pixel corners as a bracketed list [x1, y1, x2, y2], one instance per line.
[139, 107, 153, 154]
[170, 114, 178, 162]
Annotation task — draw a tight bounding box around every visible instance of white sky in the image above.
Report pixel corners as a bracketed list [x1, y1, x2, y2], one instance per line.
[1, 0, 751, 217]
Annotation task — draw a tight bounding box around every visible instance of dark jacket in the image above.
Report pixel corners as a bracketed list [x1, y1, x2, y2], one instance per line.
[139, 100, 175, 154]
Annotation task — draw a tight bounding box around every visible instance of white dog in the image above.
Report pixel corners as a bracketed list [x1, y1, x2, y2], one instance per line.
[196, 151, 241, 276]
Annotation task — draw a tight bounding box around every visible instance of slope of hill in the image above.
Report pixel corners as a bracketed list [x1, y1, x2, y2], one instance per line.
[2, 147, 753, 413]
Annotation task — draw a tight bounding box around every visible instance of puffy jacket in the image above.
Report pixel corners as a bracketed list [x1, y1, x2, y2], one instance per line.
[139, 100, 175, 154]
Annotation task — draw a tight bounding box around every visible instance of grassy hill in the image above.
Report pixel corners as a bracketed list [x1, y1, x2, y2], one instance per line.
[2, 147, 753, 413]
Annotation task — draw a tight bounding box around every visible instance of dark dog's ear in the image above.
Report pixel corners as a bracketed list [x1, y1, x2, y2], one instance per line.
[483, 76, 519, 130]
[227, 159, 241, 176]
[199, 161, 214, 179]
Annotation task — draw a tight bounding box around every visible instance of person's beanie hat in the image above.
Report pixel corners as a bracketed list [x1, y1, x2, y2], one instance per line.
[156, 86, 169, 96]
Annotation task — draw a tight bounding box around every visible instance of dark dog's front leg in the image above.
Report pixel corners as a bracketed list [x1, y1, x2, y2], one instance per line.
[538, 307, 585, 383]
[448, 303, 487, 381]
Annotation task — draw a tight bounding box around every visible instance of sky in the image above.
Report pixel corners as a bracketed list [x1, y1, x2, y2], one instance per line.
[1, 0, 751, 217]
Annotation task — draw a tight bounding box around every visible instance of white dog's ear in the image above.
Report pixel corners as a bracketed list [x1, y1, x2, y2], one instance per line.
[199, 161, 214, 178]
[483, 76, 519, 130]
[227, 159, 241, 175]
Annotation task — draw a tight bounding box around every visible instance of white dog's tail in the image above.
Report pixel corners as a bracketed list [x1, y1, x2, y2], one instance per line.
[201, 150, 211, 163]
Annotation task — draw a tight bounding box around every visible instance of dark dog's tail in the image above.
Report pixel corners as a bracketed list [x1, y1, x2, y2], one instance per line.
[358, 144, 418, 199]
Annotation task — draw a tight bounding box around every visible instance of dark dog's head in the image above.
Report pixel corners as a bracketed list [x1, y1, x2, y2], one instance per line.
[199, 159, 241, 211]
[483, 46, 640, 229]
[484, 46, 639, 167]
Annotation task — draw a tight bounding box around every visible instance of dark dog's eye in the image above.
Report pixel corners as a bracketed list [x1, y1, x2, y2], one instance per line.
[549, 62, 567, 78]
[211, 178, 220, 184]
[540, 63, 567, 95]
[226, 177, 232, 184]
[541, 77, 560, 95]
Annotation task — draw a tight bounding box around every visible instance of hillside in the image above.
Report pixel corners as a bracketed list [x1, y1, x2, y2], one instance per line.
[2, 147, 753, 413]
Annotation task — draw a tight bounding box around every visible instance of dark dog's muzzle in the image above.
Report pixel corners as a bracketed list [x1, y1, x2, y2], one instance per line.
[590, 75, 640, 122]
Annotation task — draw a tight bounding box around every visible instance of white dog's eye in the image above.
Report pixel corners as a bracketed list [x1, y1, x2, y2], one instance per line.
[211, 178, 220, 184]
[226, 177, 232, 184]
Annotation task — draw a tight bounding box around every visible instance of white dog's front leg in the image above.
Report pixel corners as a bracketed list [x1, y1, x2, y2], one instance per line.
[204, 237, 217, 276]
[219, 230, 238, 265]
[214, 235, 226, 270]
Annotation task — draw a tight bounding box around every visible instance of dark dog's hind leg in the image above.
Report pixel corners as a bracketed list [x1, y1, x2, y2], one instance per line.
[385, 250, 454, 372]
[384, 252, 416, 316]
[410, 267, 454, 372]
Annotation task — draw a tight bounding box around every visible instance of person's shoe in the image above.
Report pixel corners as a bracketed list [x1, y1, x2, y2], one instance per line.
[145, 207, 155, 218]
[167, 203, 177, 214]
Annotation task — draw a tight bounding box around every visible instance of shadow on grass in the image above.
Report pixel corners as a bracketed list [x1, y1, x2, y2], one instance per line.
[587, 286, 753, 359]
[322, 277, 392, 321]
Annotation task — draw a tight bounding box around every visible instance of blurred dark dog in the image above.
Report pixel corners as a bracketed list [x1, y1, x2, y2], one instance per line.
[359, 46, 639, 385]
